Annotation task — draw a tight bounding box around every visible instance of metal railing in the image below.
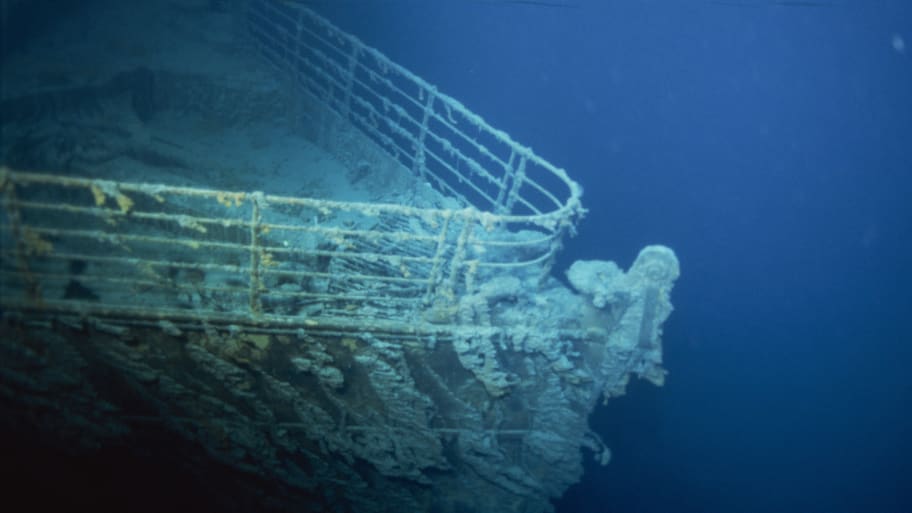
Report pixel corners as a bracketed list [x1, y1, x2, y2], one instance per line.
[1, 2, 585, 335]
[0, 168, 567, 335]
[245, 0, 582, 228]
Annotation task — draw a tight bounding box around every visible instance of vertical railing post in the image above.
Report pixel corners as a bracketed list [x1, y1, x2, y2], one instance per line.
[502, 155, 527, 215]
[248, 191, 264, 316]
[423, 211, 452, 306]
[441, 210, 475, 303]
[413, 87, 436, 182]
[341, 41, 360, 119]
[494, 149, 515, 212]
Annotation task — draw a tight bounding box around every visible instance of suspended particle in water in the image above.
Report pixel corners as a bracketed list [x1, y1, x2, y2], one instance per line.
[891, 33, 906, 54]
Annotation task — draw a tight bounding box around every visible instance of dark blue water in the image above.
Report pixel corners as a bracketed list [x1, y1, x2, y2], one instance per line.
[321, 1, 912, 512]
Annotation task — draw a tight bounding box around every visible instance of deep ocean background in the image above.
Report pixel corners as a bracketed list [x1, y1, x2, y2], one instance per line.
[316, 1, 912, 512]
